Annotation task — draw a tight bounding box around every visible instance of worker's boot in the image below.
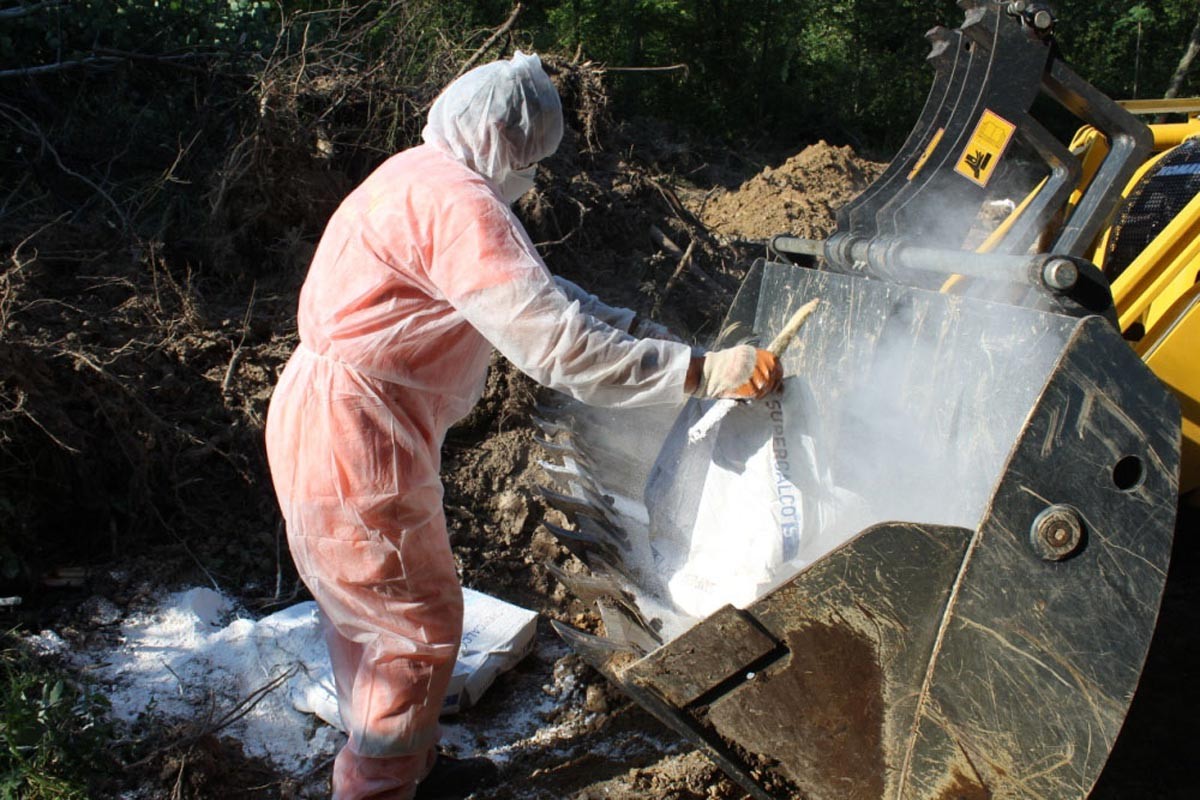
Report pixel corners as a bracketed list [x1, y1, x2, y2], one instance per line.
[413, 753, 499, 800]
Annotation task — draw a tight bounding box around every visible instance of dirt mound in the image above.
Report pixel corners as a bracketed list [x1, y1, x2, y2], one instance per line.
[699, 141, 886, 241]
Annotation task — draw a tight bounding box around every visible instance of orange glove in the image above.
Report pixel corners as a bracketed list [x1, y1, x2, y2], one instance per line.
[688, 345, 782, 400]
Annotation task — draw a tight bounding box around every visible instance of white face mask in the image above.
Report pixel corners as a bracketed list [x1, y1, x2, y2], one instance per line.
[499, 165, 537, 204]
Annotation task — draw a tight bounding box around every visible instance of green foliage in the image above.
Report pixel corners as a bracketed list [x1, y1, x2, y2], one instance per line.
[0, 643, 114, 800]
[494, 0, 964, 144]
[0, 0, 276, 69]
[510, 0, 1200, 145]
[0, 0, 281, 248]
[4, 0, 1199, 155]
[1052, 0, 1198, 100]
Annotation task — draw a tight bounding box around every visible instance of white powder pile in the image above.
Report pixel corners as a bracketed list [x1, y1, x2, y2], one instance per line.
[79, 587, 341, 775]
[71, 585, 550, 776]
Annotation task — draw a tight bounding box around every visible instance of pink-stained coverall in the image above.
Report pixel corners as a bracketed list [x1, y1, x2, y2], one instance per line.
[265, 52, 691, 799]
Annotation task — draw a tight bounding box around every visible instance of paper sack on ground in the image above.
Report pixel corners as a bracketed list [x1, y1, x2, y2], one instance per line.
[293, 586, 539, 724]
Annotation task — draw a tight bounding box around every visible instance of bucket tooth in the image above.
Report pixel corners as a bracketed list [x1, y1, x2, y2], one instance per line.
[533, 435, 597, 471]
[536, 485, 603, 518]
[576, 513, 630, 549]
[562, 517, 691, 637]
[544, 560, 633, 606]
[532, 433, 577, 457]
[597, 599, 662, 655]
[548, 619, 634, 663]
[542, 522, 645, 589]
[533, 400, 598, 436]
[545, 561, 665, 649]
[536, 485, 625, 536]
[541, 521, 624, 569]
[577, 481, 622, 518]
[537, 459, 617, 512]
[536, 421, 636, 475]
[531, 415, 571, 438]
[537, 460, 582, 494]
[545, 560, 601, 600]
[533, 396, 574, 417]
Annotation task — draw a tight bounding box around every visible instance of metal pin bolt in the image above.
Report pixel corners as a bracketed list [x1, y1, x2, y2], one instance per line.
[1047, 526, 1071, 546]
[1033, 9, 1055, 30]
[1030, 505, 1084, 561]
[1042, 258, 1078, 291]
[1007, 1, 1028, 13]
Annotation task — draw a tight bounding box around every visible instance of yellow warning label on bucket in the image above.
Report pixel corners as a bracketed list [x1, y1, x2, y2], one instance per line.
[955, 109, 1015, 187]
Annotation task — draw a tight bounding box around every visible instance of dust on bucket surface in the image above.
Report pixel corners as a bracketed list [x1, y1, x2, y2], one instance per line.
[540, 260, 1179, 799]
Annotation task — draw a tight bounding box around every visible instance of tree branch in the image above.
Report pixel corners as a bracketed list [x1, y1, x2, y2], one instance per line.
[455, 3, 523, 78]
[0, 48, 223, 80]
[602, 63, 689, 75]
[1164, 10, 1200, 99]
[0, 101, 129, 229]
[0, 55, 121, 79]
[0, 0, 64, 20]
[653, 237, 697, 317]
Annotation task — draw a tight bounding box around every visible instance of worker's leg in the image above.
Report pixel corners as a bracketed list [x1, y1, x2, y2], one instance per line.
[331, 744, 435, 800]
[326, 621, 442, 799]
[289, 506, 464, 800]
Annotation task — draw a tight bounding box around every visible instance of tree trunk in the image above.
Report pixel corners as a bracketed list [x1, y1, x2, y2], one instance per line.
[1164, 11, 1200, 98]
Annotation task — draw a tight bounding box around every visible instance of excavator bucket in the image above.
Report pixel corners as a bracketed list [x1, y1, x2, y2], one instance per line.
[543, 260, 1178, 798]
[540, 3, 1182, 797]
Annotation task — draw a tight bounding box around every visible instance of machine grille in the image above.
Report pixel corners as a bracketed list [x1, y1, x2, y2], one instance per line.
[1105, 136, 1200, 280]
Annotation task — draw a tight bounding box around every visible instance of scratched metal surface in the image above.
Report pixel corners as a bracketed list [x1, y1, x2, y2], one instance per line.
[616, 271, 1178, 798]
[547, 260, 1180, 798]
[898, 315, 1180, 799]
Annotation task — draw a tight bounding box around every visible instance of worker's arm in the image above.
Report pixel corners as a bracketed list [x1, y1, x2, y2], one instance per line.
[457, 276, 695, 408]
[552, 275, 681, 342]
[425, 181, 775, 405]
[425, 187, 692, 408]
[551, 276, 635, 332]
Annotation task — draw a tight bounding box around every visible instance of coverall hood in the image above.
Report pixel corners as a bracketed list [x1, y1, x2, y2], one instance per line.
[422, 51, 563, 201]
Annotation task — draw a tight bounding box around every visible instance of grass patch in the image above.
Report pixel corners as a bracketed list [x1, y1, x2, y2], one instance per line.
[0, 635, 115, 800]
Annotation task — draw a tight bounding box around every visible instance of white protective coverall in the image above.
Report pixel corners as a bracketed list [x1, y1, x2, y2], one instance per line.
[265, 52, 692, 799]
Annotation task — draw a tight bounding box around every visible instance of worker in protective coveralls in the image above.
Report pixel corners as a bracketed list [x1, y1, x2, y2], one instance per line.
[265, 52, 781, 800]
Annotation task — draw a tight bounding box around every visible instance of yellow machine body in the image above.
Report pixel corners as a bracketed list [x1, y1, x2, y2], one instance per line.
[1075, 99, 1200, 493]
